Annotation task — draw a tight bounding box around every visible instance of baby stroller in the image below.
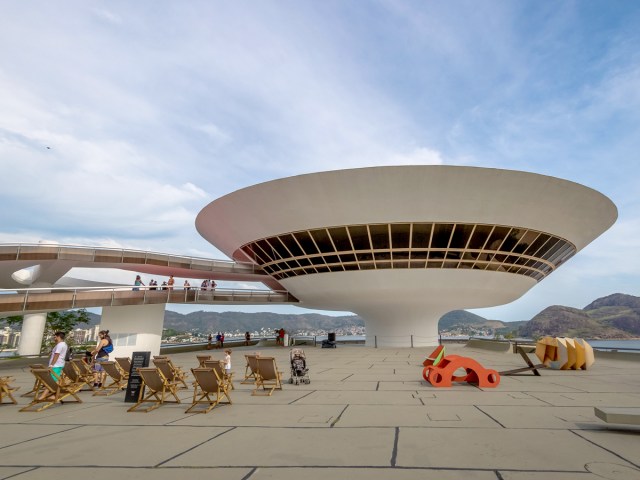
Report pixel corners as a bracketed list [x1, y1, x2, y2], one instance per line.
[289, 348, 310, 385]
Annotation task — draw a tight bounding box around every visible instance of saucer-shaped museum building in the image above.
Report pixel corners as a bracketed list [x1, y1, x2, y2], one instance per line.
[196, 166, 617, 347]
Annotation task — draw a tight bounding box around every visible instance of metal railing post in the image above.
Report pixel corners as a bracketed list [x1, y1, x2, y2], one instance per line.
[374, 335, 377, 348]
[22, 290, 28, 313]
[411, 335, 414, 348]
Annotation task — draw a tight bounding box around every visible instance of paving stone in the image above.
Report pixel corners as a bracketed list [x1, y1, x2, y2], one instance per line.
[250, 467, 498, 479]
[11, 467, 252, 480]
[396, 428, 635, 470]
[478, 405, 608, 429]
[0, 425, 229, 467]
[164, 427, 395, 467]
[336, 404, 501, 428]
[576, 431, 640, 467]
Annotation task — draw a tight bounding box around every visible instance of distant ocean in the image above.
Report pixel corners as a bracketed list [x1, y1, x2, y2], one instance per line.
[587, 339, 640, 351]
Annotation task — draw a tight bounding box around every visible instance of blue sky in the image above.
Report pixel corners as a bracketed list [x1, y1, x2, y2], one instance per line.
[1, 1, 639, 321]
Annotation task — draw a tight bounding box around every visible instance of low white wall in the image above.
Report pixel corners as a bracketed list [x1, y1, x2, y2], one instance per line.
[100, 303, 166, 358]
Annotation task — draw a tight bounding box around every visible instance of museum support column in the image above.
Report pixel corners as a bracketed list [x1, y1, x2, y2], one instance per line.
[17, 312, 47, 356]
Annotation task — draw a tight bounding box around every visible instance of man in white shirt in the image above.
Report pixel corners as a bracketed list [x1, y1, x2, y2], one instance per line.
[48, 331, 68, 380]
[38, 331, 68, 401]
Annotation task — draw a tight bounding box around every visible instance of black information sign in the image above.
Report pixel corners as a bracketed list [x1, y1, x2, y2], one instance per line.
[124, 351, 151, 403]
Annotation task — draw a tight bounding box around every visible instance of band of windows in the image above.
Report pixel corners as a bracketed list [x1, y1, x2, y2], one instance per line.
[238, 223, 576, 282]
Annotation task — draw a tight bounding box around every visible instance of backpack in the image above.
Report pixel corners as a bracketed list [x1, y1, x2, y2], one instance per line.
[103, 343, 114, 354]
[65, 346, 74, 362]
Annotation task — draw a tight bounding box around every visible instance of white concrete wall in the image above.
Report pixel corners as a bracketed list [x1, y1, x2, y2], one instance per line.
[99, 303, 166, 358]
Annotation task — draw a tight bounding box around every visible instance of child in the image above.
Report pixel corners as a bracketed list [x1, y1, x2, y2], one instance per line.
[224, 350, 232, 376]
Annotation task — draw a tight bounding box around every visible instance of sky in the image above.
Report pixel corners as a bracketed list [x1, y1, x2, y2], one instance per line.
[1, 1, 639, 322]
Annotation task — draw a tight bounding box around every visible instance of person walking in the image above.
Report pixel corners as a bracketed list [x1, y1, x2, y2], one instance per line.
[224, 350, 232, 376]
[48, 331, 68, 380]
[91, 330, 112, 388]
[220, 332, 225, 348]
[38, 331, 68, 400]
[244, 331, 251, 346]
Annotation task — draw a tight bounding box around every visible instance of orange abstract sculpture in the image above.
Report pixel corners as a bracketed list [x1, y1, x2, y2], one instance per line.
[422, 345, 445, 367]
[422, 355, 500, 388]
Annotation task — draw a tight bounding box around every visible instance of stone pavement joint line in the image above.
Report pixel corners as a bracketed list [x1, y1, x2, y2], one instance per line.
[569, 429, 640, 470]
[1, 345, 639, 479]
[155, 426, 237, 467]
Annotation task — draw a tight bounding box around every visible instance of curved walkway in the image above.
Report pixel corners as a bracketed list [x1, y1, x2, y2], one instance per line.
[0, 286, 298, 316]
[0, 243, 282, 289]
[0, 244, 296, 315]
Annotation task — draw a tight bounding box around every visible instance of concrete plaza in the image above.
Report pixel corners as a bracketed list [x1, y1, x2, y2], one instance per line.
[1, 344, 639, 480]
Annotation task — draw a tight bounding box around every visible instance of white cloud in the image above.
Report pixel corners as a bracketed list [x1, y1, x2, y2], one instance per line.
[0, 2, 639, 320]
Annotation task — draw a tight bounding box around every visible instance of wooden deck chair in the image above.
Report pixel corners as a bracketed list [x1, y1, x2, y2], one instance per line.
[186, 367, 232, 413]
[204, 360, 235, 390]
[115, 357, 132, 379]
[20, 368, 83, 412]
[252, 357, 283, 396]
[423, 345, 445, 367]
[153, 356, 186, 375]
[196, 354, 212, 367]
[243, 354, 260, 384]
[21, 364, 46, 397]
[0, 376, 19, 405]
[127, 368, 180, 412]
[153, 358, 188, 389]
[94, 361, 127, 396]
[72, 358, 95, 382]
[63, 361, 94, 391]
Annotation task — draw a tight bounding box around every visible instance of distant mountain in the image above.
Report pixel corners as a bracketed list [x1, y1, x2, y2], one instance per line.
[438, 310, 522, 331]
[5, 292, 638, 339]
[438, 310, 489, 329]
[520, 293, 640, 339]
[584, 293, 640, 311]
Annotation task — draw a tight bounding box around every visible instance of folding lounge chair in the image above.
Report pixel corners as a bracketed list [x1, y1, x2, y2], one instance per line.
[115, 357, 132, 379]
[204, 360, 235, 390]
[20, 368, 83, 412]
[243, 354, 260, 384]
[196, 354, 212, 367]
[127, 368, 181, 412]
[186, 367, 232, 413]
[63, 361, 94, 391]
[153, 356, 187, 375]
[0, 376, 19, 405]
[252, 357, 283, 396]
[153, 358, 189, 389]
[21, 364, 46, 397]
[94, 361, 127, 396]
[72, 358, 95, 384]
